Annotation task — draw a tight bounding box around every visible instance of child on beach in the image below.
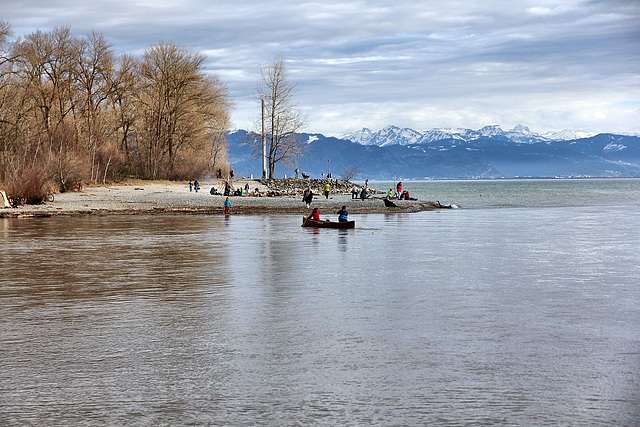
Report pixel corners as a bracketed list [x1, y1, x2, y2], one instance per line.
[224, 197, 231, 214]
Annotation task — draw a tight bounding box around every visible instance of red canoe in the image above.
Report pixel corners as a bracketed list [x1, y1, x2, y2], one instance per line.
[301, 216, 355, 229]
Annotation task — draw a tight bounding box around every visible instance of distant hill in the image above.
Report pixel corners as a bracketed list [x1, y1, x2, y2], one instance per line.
[226, 126, 640, 180]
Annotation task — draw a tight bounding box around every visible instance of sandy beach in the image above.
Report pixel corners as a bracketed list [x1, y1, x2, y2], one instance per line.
[1, 179, 444, 218]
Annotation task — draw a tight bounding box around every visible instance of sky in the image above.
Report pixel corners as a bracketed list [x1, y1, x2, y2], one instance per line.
[2, 0, 639, 136]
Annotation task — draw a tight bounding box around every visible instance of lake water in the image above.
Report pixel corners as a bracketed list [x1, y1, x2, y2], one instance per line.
[1, 179, 639, 425]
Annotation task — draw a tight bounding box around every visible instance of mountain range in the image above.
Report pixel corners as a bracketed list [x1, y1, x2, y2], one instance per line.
[341, 124, 598, 146]
[227, 125, 640, 180]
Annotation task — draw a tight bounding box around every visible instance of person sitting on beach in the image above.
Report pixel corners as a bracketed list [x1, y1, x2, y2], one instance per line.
[404, 190, 417, 200]
[307, 207, 320, 221]
[359, 188, 369, 200]
[337, 205, 348, 222]
[387, 188, 393, 198]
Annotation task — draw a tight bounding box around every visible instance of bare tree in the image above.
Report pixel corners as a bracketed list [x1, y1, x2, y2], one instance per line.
[110, 53, 137, 157]
[0, 21, 14, 67]
[75, 31, 116, 183]
[253, 53, 308, 179]
[13, 26, 78, 135]
[341, 165, 360, 182]
[136, 42, 232, 179]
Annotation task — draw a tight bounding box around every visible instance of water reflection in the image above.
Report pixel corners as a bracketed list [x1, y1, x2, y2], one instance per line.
[337, 229, 349, 251]
[1, 207, 639, 425]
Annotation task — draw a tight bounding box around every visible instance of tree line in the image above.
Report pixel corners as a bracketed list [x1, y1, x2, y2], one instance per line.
[0, 22, 232, 202]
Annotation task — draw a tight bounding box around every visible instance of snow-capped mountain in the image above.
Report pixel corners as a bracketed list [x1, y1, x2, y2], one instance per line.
[342, 125, 422, 147]
[341, 124, 596, 146]
[542, 129, 596, 141]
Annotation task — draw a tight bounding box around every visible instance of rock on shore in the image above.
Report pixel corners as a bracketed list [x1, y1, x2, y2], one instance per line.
[258, 178, 380, 196]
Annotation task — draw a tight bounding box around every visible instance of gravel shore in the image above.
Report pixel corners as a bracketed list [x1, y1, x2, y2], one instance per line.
[1, 179, 445, 218]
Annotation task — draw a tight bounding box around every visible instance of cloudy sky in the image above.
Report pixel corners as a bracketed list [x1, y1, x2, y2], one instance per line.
[3, 0, 639, 135]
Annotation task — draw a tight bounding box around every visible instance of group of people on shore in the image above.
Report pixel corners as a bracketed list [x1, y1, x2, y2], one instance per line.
[385, 182, 416, 200]
[188, 180, 200, 192]
[351, 186, 369, 199]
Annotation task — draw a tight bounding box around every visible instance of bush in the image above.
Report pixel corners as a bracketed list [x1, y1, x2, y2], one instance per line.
[6, 167, 50, 204]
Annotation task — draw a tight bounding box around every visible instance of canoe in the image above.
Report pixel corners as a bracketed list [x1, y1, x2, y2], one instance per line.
[301, 216, 355, 229]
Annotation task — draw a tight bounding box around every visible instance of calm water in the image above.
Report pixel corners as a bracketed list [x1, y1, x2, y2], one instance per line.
[1, 179, 639, 425]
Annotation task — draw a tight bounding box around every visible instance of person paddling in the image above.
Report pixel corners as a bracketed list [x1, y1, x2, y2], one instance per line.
[306, 207, 320, 221]
[336, 205, 348, 222]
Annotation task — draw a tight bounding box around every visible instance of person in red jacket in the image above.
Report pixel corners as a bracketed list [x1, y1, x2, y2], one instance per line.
[308, 207, 320, 220]
[396, 181, 402, 199]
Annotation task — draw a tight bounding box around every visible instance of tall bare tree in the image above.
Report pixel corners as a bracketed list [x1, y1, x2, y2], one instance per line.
[136, 42, 232, 179]
[0, 21, 13, 67]
[75, 30, 116, 183]
[110, 53, 137, 157]
[0, 21, 16, 183]
[254, 53, 308, 179]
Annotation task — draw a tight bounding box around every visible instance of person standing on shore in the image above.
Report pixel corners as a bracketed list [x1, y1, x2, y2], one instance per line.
[189, 181, 193, 192]
[396, 182, 402, 199]
[303, 188, 314, 208]
[224, 197, 231, 214]
[194, 180, 200, 192]
[324, 182, 330, 199]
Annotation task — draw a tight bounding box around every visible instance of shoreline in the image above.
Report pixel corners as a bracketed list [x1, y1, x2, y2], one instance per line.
[1, 179, 446, 218]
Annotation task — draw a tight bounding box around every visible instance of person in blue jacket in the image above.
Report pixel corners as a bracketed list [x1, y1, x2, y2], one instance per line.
[336, 205, 348, 222]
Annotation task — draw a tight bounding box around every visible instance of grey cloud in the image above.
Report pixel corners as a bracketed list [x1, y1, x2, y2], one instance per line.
[2, 0, 638, 134]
